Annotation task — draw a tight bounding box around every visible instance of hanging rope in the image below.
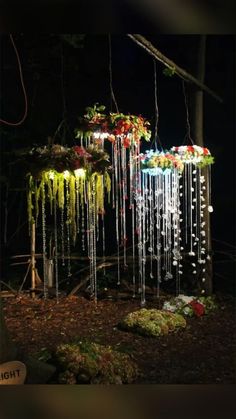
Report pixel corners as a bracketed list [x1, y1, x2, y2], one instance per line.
[108, 34, 119, 113]
[182, 80, 194, 145]
[152, 59, 162, 150]
[0, 34, 28, 126]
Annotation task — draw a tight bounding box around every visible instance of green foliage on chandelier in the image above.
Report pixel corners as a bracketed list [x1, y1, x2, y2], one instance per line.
[27, 170, 111, 245]
[197, 155, 215, 168]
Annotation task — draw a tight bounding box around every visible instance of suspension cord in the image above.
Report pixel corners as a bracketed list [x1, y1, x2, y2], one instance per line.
[108, 34, 119, 113]
[182, 80, 194, 145]
[0, 34, 28, 126]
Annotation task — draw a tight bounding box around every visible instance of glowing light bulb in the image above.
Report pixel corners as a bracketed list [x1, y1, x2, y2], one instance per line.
[63, 170, 70, 179]
[48, 170, 54, 180]
[74, 168, 86, 178]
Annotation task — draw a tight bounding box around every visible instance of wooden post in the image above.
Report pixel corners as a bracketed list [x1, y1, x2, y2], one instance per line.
[31, 222, 36, 298]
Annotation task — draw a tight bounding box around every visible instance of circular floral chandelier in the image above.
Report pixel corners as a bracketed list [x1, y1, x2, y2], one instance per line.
[25, 143, 111, 300]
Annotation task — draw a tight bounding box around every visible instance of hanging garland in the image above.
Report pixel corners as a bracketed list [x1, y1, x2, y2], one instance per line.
[140, 150, 184, 174]
[170, 145, 214, 168]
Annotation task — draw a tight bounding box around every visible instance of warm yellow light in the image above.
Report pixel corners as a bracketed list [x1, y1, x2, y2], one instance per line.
[74, 168, 86, 178]
[63, 170, 70, 179]
[48, 170, 54, 180]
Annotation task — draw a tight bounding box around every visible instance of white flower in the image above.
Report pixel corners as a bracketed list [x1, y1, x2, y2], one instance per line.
[208, 205, 213, 212]
[163, 302, 176, 312]
[178, 294, 194, 304]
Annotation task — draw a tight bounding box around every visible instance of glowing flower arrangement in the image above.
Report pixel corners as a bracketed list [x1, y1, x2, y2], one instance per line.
[140, 150, 184, 174]
[75, 104, 151, 147]
[26, 144, 110, 179]
[171, 145, 214, 167]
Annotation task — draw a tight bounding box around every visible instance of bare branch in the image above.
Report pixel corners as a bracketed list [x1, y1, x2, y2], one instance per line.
[127, 34, 223, 103]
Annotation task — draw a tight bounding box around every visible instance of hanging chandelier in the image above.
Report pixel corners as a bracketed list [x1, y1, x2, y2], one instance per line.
[25, 143, 111, 301]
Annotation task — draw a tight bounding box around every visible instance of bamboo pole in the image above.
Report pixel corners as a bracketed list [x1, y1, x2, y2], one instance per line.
[127, 34, 223, 103]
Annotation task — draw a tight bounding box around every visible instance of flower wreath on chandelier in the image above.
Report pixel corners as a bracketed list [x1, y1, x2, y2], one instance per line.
[75, 104, 151, 147]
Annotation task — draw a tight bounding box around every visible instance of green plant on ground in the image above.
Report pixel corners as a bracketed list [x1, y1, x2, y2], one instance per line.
[119, 308, 186, 337]
[55, 340, 138, 384]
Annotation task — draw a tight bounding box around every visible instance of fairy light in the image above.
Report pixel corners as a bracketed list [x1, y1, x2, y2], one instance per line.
[74, 168, 86, 178]
[63, 170, 70, 179]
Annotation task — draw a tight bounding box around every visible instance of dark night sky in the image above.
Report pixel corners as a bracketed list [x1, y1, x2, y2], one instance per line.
[0, 34, 235, 261]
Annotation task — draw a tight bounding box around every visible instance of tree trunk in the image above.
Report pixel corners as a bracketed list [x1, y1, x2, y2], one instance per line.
[193, 35, 213, 295]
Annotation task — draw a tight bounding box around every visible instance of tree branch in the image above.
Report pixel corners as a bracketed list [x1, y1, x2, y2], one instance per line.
[127, 34, 223, 103]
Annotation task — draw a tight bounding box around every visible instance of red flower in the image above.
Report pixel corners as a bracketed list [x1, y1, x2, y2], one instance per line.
[189, 300, 205, 317]
[187, 146, 195, 153]
[113, 128, 122, 136]
[73, 146, 86, 155]
[203, 147, 209, 155]
[123, 136, 131, 148]
[73, 146, 91, 159]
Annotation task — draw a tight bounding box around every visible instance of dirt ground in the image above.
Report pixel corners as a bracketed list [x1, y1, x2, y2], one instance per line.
[2, 291, 236, 384]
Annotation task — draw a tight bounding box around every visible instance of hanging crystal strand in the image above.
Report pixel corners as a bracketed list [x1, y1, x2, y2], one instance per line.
[118, 140, 123, 245]
[163, 173, 168, 277]
[76, 178, 80, 234]
[131, 201, 136, 297]
[178, 170, 182, 295]
[207, 165, 211, 249]
[102, 211, 106, 276]
[159, 174, 163, 293]
[198, 167, 203, 266]
[168, 170, 172, 278]
[184, 164, 188, 245]
[149, 175, 154, 281]
[193, 165, 200, 270]
[132, 142, 140, 296]
[172, 169, 180, 295]
[140, 172, 146, 306]
[129, 144, 134, 208]
[87, 183, 93, 295]
[60, 208, 65, 266]
[114, 142, 120, 285]
[112, 143, 115, 209]
[196, 167, 201, 263]
[81, 180, 86, 252]
[92, 178, 97, 303]
[122, 145, 127, 267]
[65, 178, 71, 278]
[137, 173, 142, 299]
[41, 181, 47, 298]
[54, 199, 59, 302]
[189, 163, 193, 255]
[173, 170, 179, 295]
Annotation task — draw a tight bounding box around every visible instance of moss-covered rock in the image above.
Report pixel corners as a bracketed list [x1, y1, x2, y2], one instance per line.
[119, 308, 186, 337]
[55, 341, 138, 384]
